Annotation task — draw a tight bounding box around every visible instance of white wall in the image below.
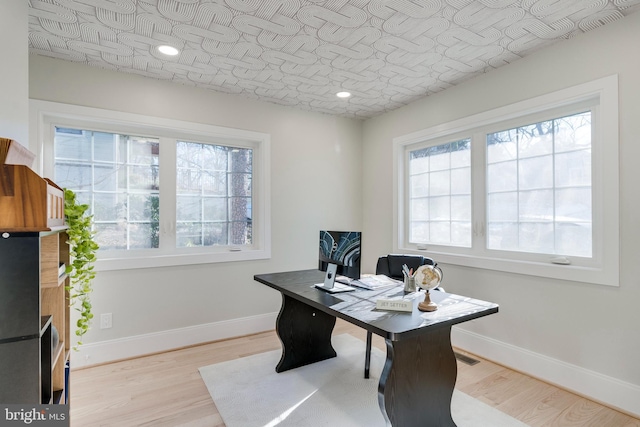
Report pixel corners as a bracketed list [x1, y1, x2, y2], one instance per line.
[0, 1, 28, 143]
[362, 12, 640, 416]
[28, 55, 363, 364]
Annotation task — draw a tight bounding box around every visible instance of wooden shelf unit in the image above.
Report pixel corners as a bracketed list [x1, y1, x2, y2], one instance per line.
[40, 229, 71, 403]
[0, 164, 64, 232]
[0, 140, 70, 405]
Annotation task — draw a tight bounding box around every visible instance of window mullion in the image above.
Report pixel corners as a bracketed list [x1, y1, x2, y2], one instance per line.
[404, 147, 411, 248]
[125, 135, 131, 250]
[469, 130, 486, 253]
[158, 137, 176, 251]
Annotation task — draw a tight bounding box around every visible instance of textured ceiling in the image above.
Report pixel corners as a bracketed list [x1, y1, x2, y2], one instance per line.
[29, 0, 640, 119]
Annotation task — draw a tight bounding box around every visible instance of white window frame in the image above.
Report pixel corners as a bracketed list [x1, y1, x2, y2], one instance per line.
[30, 100, 271, 271]
[394, 75, 619, 287]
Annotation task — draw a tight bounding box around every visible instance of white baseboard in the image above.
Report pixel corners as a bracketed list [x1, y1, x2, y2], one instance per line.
[71, 314, 640, 418]
[452, 326, 640, 418]
[72, 312, 279, 369]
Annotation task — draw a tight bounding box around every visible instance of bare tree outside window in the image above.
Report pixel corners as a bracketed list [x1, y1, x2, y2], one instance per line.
[176, 141, 252, 248]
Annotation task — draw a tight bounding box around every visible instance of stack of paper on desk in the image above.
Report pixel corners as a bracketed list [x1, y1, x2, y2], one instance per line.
[350, 274, 401, 290]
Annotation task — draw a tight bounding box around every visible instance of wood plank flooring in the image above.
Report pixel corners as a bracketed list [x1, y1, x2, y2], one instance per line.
[70, 320, 640, 426]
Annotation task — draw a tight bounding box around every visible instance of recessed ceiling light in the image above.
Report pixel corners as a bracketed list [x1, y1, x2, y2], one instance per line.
[158, 45, 180, 56]
[336, 91, 351, 98]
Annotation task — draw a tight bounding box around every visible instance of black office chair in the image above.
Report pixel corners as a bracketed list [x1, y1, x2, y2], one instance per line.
[364, 254, 443, 378]
[375, 254, 436, 281]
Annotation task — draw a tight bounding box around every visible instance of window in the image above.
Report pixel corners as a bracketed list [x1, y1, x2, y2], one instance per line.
[408, 139, 471, 247]
[175, 141, 252, 248]
[54, 128, 160, 250]
[33, 101, 271, 270]
[395, 76, 619, 286]
[485, 112, 592, 257]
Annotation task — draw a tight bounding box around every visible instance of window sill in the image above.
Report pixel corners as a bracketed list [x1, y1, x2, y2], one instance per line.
[95, 248, 271, 271]
[396, 247, 619, 287]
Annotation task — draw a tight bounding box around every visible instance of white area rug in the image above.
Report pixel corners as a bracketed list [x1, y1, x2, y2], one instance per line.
[199, 334, 528, 427]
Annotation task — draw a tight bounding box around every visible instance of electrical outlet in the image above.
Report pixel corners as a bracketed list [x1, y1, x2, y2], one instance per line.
[100, 313, 112, 329]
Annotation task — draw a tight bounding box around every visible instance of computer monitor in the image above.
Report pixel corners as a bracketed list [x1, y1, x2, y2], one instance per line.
[318, 231, 361, 292]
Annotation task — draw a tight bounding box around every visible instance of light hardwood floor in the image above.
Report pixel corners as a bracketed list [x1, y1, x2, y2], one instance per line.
[70, 320, 640, 427]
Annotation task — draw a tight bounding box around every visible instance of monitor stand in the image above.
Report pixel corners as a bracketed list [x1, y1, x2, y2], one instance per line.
[315, 263, 355, 293]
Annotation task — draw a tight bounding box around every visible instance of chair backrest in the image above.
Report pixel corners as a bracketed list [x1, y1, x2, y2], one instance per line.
[375, 254, 435, 280]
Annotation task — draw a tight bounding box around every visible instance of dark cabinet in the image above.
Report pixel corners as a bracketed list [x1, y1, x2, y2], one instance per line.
[0, 229, 70, 404]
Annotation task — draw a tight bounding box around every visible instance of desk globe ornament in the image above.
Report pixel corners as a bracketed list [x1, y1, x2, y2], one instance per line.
[414, 264, 443, 312]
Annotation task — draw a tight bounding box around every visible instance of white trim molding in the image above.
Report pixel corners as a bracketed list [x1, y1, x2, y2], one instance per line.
[29, 99, 272, 270]
[73, 312, 278, 369]
[452, 326, 640, 418]
[73, 315, 640, 418]
[393, 75, 620, 287]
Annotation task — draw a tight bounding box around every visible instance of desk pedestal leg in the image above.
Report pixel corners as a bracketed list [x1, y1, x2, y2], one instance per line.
[275, 294, 336, 373]
[378, 326, 457, 427]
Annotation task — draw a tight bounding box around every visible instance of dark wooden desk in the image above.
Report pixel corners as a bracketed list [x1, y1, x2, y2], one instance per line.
[254, 269, 498, 427]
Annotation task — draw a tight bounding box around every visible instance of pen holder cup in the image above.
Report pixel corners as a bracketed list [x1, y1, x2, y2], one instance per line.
[403, 276, 416, 292]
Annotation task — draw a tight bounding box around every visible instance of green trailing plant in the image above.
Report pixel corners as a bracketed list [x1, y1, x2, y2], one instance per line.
[64, 189, 99, 348]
